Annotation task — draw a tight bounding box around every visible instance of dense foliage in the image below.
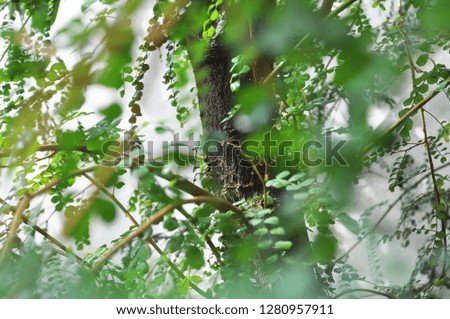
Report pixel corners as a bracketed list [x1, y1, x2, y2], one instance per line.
[0, 0, 449, 298]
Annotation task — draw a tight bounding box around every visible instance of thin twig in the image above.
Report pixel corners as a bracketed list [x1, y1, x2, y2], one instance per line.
[185, 196, 246, 220]
[390, 141, 424, 154]
[0, 199, 84, 264]
[1, 143, 217, 203]
[399, 20, 448, 275]
[386, 80, 450, 135]
[145, 236, 209, 298]
[91, 201, 180, 270]
[424, 109, 450, 136]
[264, 161, 269, 209]
[249, 160, 266, 208]
[419, 110, 447, 276]
[320, 0, 336, 16]
[82, 173, 139, 225]
[334, 288, 392, 299]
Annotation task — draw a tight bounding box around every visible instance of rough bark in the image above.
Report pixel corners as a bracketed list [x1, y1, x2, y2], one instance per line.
[188, 36, 262, 201]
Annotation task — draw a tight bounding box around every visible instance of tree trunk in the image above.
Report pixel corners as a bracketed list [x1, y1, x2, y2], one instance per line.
[188, 36, 261, 201]
[185, 5, 326, 298]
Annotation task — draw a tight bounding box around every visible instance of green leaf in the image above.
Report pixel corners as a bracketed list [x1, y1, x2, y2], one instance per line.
[288, 172, 305, 182]
[155, 126, 168, 134]
[286, 183, 303, 191]
[312, 235, 337, 262]
[57, 131, 85, 151]
[206, 25, 216, 38]
[399, 118, 413, 141]
[256, 209, 271, 218]
[100, 103, 122, 121]
[46, 71, 59, 82]
[210, 9, 219, 21]
[266, 179, 288, 188]
[215, 212, 233, 219]
[163, 216, 179, 231]
[257, 239, 273, 250]
[416, 54, 428, 67]
[185, 246, 205, 270]
[31, 1, 50, 32]
[293, 192, 308, 200]
[50, 62, 65, 72]
[136, 244, 151, 261]
[115, 181, 125, 189]
[434, 278, 443, 287]
[70, 211, 91, 249]
[123, 66, 133, 74]
[179, 278, 190, 295]
[264, 216, 279, 225]
[48, 0, 61, 27]
[254, 227, 269, 236]
[189, 275, 202, 284]
[93, 198, 116, 223]
[274, 241, 292, 250]
[276, 171, 290, 179]
[168, 234, 183, 253]
[250, 218, 263, 226]
[297, 178, 314, 188]
[270, 227, 286, 236]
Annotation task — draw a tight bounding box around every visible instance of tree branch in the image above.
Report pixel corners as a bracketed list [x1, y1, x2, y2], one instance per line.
[0, 166, 96, 261]
[0, 198, 84, 264]
[419, 109, 447, 276]
[82, 173, 214, 297]
[0, 195, 31, 263]
[319, 0, 335, 17]
[0, 144, 91, 159]
[0, 142, 213, 202]
[88, 194, 243, 297]
[335, 288, 392, 299]
[91, 201, 176, 269]
[82, 172, 139, 225]
[92, 194, 246, 272]
[326, 0, 358, 19]
[83, 172, 222, 265]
